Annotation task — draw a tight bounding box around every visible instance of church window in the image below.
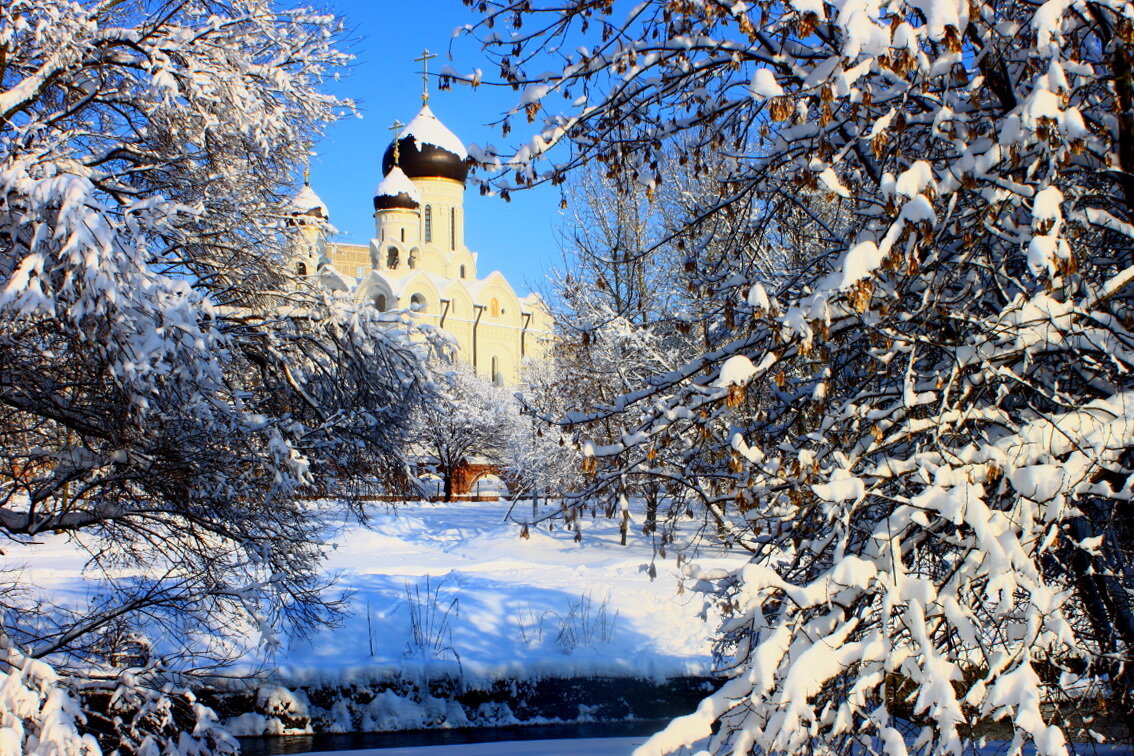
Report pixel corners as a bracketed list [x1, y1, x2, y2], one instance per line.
[296, 262, 307, 276]
[374, 294, 387, 311]
[450, 208, 456, 250]
[489, 297, 500, 317]
[491, 357, 503, 386]
[387, 246, 399, 269]
[410, 292, 427, 312]
[400, 227, 405, 242]
[459, 265, 466, 279]
[424, 205, 432, 243]
[408, 248, 418, 269]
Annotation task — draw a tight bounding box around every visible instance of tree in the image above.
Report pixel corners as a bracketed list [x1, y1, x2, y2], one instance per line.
[464, 0, 1134, 752]
[0, 0, 425, 750]
[504, 355, 582, 526]
[410, 363, 518, 501]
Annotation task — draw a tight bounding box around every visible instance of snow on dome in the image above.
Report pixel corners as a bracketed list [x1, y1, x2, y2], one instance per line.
[290, 184, 328, 218]
[400, 104, 468, 159]
[376, 166, 421, 202]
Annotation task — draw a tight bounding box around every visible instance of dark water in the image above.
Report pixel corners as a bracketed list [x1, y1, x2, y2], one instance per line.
[238, 719, 668, 755]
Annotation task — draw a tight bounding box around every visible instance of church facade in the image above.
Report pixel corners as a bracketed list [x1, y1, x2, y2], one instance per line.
[291, 103, 552, 386]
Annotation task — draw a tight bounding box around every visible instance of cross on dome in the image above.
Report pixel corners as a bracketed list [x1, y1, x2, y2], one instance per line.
[414, 49, 437, 105]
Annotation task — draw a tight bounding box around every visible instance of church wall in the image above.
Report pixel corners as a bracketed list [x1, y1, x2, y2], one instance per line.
[330, 242, 370, 280]
[374, 207, 419, 252]
[413, 178, 464, 252]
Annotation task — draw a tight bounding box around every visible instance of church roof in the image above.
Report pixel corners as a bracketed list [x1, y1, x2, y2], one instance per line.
[373, 165, 421, 211]
[290, 183, 328, 218]
[382, 105, 468, 184]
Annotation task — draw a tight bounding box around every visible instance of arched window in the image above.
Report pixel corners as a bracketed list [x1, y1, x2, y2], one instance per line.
[459, 264, 466, 279]
[408, 248, 418, 269]
[374, 294, 387, 311]
[386, 246, 399, 269]
[424, 205, 432, 243]
[489, 297, 501, 317]
[410, 292, 427, 312]
[491, 357, 503, 386]
[450, 207, 456, 250]
[400, 227, 405, 242]
[296, 262, 307, 276]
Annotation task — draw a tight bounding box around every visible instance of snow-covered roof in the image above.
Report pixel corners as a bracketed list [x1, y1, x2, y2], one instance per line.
[318, 264, 353, 292]
[290, 183, 328, 218]
[400, 105, 468, 159]
[375, 166, 421, 203]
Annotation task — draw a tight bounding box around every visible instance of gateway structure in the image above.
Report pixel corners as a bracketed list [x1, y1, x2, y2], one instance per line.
[291, 102, 552, 386]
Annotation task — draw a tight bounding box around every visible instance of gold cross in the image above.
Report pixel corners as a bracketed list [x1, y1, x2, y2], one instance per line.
[414, 49, 437, 104]
[389, 120, 405, 164]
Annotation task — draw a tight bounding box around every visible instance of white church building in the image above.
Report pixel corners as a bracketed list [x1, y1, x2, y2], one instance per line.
[290, 101, 552, 386]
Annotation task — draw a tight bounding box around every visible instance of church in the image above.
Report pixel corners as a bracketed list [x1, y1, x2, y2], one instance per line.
[290, 98, 552, 387]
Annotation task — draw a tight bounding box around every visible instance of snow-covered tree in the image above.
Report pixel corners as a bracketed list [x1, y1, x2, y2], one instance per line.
[410, 363, 519, 501]
[0, 0, 425, 749]
[504, 356, 582, 517]
[464, 0, 1134, 752]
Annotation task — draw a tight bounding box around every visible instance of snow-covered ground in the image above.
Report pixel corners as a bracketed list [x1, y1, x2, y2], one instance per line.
[6, 497, 738, 687]
[271, 498, 737, 684]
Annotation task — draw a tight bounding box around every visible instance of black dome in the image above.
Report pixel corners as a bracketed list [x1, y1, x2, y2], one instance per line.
[373, 190, 420, 211]
[382, 137, 468, 184]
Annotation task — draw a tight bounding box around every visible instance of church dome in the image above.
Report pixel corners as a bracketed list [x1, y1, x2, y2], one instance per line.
[290, 182, 328, 219]
[381, 105, 468, 184]
[373, 165, 421, 211]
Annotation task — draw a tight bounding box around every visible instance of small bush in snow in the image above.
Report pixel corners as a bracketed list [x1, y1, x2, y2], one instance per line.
[404, 577, 462, 667]
[554, 593, 618, 655]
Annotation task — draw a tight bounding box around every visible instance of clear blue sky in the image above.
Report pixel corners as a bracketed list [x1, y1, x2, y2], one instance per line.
[307, 0, 565, 297]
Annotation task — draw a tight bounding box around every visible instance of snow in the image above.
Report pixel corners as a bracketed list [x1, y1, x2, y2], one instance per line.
[401, 105, 469, 159]
[893, 161, 935, 199]
[5, 499, 737, 695]
[1032, 185, 1064, 227]
[713, 355, 758, 386]
[290, 184, 328, 217]
[812, 469, 865, 502]
[748, 68, 783, 100]
[376, 166, 422, 203]
[833, 240, 884, 289]
[747, 282, 771, 312]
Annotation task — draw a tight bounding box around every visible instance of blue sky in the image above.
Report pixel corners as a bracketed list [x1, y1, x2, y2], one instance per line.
[308, 0, 565, 297]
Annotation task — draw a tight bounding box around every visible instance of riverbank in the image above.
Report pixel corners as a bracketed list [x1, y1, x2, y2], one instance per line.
[211, 497, 739, 738]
